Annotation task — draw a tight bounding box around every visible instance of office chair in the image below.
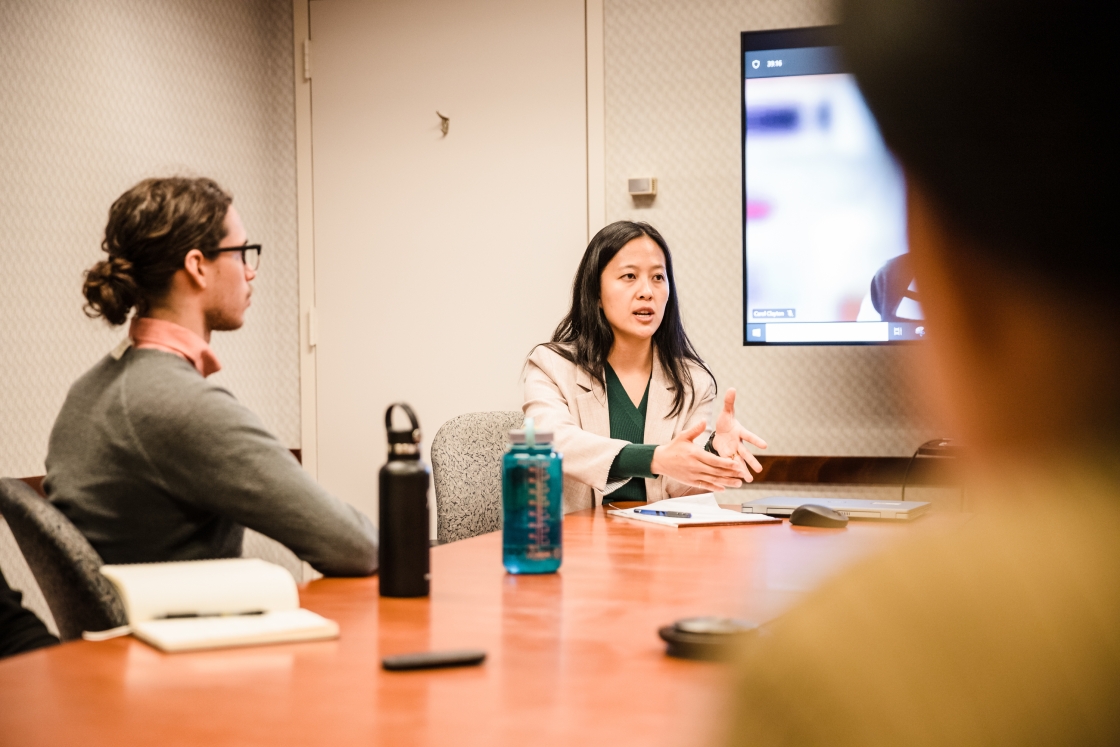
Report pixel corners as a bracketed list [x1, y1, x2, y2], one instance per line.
[431, 411, 524, 543]
[0, 478, 126, 641]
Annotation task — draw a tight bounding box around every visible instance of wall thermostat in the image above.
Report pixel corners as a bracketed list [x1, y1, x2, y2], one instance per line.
[628, 177, 657, 197]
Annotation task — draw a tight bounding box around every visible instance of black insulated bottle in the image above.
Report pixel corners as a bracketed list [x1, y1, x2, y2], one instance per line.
[378, 403, 431, 598]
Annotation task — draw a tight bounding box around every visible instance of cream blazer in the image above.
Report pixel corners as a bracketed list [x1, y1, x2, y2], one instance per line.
[523, 345, 717, 512]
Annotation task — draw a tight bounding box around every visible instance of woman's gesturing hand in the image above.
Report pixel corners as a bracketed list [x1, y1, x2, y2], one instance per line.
[710, 388, 768, 482]
[651, 421, 744, 492]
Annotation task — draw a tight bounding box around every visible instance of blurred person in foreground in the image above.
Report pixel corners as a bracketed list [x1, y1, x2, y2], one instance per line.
[725, 1, 1119, 744]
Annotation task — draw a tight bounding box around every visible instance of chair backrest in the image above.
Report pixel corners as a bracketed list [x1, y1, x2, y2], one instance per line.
[431, 411, 525, 543]
[0, 478, 126, 641]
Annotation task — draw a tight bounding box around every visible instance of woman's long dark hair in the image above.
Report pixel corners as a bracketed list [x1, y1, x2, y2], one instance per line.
[543, 221, 714, 417]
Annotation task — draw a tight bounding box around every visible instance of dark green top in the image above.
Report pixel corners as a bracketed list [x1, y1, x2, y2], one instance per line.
[604, 363, 658, 503]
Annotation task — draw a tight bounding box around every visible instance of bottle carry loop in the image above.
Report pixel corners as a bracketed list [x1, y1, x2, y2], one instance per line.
[385, 403, 421, 457]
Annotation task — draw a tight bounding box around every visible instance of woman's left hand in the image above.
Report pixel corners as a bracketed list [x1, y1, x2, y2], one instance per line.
[710, 388, 768, 482]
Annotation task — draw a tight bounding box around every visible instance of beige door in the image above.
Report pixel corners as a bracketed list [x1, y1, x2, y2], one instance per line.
[309, 0, 588, 526]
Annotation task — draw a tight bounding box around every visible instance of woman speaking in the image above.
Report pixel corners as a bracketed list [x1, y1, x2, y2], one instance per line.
[524, 221, 767, 512]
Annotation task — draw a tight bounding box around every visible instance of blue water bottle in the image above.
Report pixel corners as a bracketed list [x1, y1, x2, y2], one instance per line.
[502, 418, 563, 574]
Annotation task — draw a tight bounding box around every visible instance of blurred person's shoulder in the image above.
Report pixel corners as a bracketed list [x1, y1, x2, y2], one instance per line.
[726, 484, 1120, 746]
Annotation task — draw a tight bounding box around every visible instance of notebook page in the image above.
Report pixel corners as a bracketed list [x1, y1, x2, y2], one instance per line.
[131, 609, 338, 653]
[101, 558, 300, 623]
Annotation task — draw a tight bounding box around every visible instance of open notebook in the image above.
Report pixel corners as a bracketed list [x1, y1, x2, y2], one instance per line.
[88, 558, 339, 653]
[607, 494, 781, 528]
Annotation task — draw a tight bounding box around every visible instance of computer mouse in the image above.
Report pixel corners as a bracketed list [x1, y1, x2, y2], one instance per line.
[789, 504, 849, 528]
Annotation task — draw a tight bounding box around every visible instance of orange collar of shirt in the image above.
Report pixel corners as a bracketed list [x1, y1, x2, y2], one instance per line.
[128, 317, 222, 377]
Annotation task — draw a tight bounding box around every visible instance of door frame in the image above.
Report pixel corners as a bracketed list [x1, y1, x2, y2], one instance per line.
[291, 0, 606, 478]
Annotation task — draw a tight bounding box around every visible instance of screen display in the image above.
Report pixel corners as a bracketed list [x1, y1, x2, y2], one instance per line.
[742, 31, 923, 344]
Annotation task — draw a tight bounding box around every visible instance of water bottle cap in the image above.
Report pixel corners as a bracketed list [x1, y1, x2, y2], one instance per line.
[508, 429, 553, 445]
[511, 416, 553, 447]
[388, 428, 421, 445]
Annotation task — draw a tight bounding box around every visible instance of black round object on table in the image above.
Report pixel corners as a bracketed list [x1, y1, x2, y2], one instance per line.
[659, 617, 760, 661]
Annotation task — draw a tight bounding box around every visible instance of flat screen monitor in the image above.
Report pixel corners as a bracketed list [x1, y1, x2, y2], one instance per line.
[742, 26, 922, 345]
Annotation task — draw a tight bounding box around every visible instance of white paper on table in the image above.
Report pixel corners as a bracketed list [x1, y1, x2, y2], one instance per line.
[606, 494, 781, 527]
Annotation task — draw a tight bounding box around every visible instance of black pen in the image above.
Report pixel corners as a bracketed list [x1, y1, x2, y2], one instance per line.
[634, 509, 692, 519]
[160, 610, 266, 619]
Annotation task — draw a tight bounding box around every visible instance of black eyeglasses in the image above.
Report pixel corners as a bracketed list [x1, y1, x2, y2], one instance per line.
[212, 244, 262, 271]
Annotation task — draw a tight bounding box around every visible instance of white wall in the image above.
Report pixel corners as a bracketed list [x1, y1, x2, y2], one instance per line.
[307, 0, 589, 522]
[603, 0, 947, 457]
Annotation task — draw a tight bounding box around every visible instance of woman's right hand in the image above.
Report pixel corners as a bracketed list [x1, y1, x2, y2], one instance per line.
[650, 421, 744, 492]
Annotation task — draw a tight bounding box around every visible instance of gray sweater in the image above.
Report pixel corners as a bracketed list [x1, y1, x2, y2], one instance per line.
[44, 347, 378, 576]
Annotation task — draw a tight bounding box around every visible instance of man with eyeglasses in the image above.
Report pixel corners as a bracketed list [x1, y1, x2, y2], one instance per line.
[43, 177, 378, 577]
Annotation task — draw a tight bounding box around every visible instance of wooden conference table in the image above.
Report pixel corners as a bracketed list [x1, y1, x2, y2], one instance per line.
[0, 506, 970, 746]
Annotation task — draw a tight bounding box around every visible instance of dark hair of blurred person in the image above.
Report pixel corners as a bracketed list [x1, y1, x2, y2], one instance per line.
[841, 0, 1119, 456]
[724, 1, 1119, 744]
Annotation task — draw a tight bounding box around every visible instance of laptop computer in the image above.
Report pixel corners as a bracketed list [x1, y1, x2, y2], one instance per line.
[740, 497, 931, 520]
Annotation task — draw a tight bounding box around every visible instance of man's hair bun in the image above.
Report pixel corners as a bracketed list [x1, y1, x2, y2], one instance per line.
[83, 256, 139, 326]
[84, 177, 232, 325]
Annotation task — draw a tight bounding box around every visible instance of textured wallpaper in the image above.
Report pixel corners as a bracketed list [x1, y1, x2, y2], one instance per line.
[0, 0, 301, 479]
[603, 0, 947, 456]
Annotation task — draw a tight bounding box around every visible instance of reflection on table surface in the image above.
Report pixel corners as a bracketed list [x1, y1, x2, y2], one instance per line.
[0, 505, 971, 747]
